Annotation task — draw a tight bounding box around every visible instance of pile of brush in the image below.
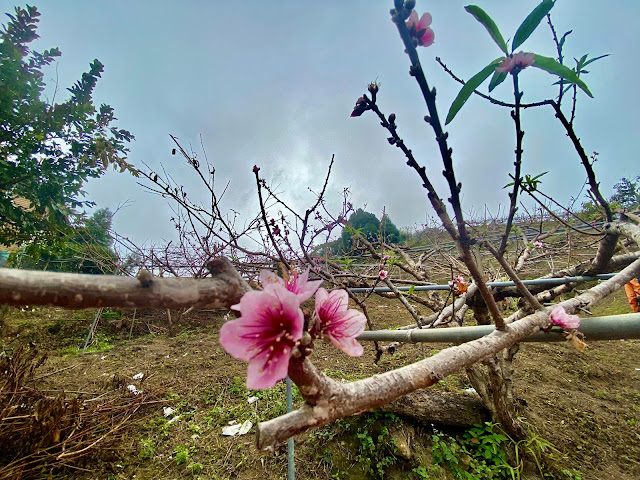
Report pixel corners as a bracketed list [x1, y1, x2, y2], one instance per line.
[0, 344, 150, 479]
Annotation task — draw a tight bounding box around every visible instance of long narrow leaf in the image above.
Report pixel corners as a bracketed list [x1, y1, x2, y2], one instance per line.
[532, 54, 593, 98]
[488, 70, 508, 92]
[512, 0, 555, 51]
[446, 58, 503, 124]
[465, 5, 509, 55]
[581, 54, 609, 69]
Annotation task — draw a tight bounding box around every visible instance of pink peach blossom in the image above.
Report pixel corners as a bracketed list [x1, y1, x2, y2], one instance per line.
[313, 288, 366, 356]
[496, 51, 535, 73]
[220, 286, 304, 389]
[550, 306, 580, 330]
[379, 269, 388, 280]
[448, 275, 468, 295]
[260, 268, 322, 303]
[533, 241, 543, 248]
[406, 11, 435, 47]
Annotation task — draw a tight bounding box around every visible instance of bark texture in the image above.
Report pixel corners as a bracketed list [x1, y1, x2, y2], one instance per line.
[0, 258, 251, 310]
[379, 390, 489, 427]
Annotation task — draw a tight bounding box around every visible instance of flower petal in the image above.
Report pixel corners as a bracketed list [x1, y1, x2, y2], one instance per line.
[495, 57, 515, 73]
[550, 305, 580, 329]
[220, 319, 257, 362]
[260, 269, 283, 289]
[329, 335, 364, 356]
[291, 269, 323, 302]
[246, 347, 290, 389]
[417, 12, 432, 30]
[406, 10, 419, 29]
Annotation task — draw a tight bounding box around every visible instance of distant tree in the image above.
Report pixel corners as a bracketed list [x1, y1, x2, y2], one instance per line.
[341, 208, 403, 251]
[380, 214, 402, 244]
[610, 176, 639, 209]
[0, 6, 134, 247]
[9, 207, 118, 273]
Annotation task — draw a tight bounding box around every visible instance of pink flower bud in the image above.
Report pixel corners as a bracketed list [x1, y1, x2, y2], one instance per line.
[550, 306, 580, 330]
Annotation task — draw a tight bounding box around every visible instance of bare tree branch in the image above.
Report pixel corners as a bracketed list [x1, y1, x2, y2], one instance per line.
[0, 258, 250, 310]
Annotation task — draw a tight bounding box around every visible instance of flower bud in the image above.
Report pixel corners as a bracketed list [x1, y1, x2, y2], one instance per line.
[301, 331, 312, 346]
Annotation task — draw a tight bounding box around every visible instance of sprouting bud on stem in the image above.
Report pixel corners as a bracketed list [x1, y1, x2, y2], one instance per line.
[300, 331, 312, 346]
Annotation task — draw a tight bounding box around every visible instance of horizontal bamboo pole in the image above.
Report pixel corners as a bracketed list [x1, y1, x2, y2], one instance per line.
[358, 313, 640, 343]
[348, 274, 615, 293]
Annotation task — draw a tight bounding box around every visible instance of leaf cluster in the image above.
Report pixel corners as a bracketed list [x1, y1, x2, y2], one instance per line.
[8, 207, 119, 274]
[0, 6, 135, 247]
[446, 0, 604, 124]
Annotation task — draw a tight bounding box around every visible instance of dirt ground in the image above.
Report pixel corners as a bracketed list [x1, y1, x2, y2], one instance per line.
[1, 287, 639, 479]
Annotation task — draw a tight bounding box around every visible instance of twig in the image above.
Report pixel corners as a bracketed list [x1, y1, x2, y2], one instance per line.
[30, 364, 79, 382]
[483, 240, 543, 311]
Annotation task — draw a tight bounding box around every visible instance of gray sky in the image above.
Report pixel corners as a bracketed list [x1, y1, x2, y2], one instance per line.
[16, 1, 640, 246]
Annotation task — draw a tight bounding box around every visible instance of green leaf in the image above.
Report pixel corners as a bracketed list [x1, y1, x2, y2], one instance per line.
[408, 285, 415, 295]
[512, 0, 555, 51]
[446, 58, 503, 124]
[488, 70, 508, 92]
[532, 54, 593, 97]
[576, 54, 588, 69]
[464, 5, 509, 55]
[581, 53, 609, 69]
[558, 30, 572, 50]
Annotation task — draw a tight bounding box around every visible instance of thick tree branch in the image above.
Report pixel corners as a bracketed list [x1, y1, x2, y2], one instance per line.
[0, 258, 251, 310]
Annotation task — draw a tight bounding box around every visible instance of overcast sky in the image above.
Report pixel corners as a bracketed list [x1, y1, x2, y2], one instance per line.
[13, 1, 640, 246]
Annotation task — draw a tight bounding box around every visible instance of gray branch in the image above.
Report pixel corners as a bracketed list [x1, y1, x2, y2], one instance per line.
[0, 258, 251, 310]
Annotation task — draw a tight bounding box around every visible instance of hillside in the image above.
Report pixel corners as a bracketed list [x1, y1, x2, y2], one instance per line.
[1, 285, 638, 479]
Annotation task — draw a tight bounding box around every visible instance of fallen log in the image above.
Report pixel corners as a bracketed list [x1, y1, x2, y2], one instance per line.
[379, 389, 489, 427]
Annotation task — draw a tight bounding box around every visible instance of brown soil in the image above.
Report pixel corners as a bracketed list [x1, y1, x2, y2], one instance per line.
[1, 289, 639, 479]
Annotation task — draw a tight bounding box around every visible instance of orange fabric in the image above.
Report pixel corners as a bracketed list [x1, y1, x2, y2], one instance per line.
[624, 278, 640, 313]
